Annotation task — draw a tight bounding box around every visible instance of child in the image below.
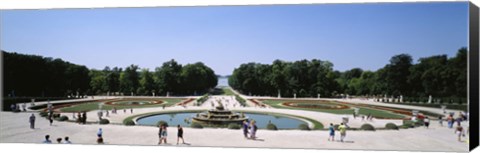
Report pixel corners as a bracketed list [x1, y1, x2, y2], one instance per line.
[250, 120, 257, 140]
[242, 120, 249, 139]
[328, 123, 335, 141]
[455, 124, 464, 142]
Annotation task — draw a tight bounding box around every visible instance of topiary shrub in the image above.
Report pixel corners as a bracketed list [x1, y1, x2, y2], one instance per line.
[227, 123, 241, 129]
[360, 123, 375, 131]
[298, 124, 311, 131]
[266, 123, 278, 130]
[156, 120, 169, 127]
[402, 120, 414, 128]
[124, 120, 135, 126]
[191, 122, 203, 129]
[414, 119, 424, 127]
[100, 119, 110, 124]
[385, 123, 398, 130]
[39, 111, 48, 117]
[53, 114, 61, 118]
[57, 116, 69, 121]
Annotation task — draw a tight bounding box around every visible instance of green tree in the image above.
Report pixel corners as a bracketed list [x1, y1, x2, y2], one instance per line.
[139, 69, 155, 95]
[154, 59, 182, 95]
[120, 64, 140, 95]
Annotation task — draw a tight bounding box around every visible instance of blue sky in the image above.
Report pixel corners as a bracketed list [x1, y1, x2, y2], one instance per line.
[0, 2, 469, 75]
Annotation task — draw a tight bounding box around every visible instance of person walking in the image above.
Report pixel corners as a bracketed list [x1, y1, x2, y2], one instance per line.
[82, 112, 87, 124]
[177, 125, 185, 145]
[48, 116, 53, 126]
[97, 128, 104, 144]
[447, 115, 454, 128]
[424, 117, 430, 128]
[77, 112, 82, 124]
[438, 116, 443, 126]
[161, 125, 168, 144]
[158, 125, 163, 144]
[242, 120, 249, 139]
[250, 120, 257, 140]
[338, 123, 347, 142]
[29, 113, 36, 129]
[328, 123, 335, 141]
[455, 124, 464, 142]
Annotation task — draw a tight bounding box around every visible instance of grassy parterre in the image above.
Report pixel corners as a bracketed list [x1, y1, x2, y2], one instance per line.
[221, 87, 236, 95]
[261, 100, 406, 119]
[59, 98, 184, 112]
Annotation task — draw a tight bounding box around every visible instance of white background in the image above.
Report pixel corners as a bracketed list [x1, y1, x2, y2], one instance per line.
[0, 0, 479, 153]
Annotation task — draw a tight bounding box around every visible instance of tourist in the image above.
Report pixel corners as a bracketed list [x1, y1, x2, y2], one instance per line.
[242, 120, 249, 139]
[29, 113, 36, 129]
[97, 128, 103, 137]
[56, 138, 62, 144]
[123, 109, 126, 113]
[97, 128, 104, 144]
[455, 116, 463, 126]
[48, 116, 53, 126]
[338, 123, 347, 142]
[158, 125, 163, 144]
[64, 137, 72, 144]
[106, 110, 109, 117]
[447, 115, 454, 128]
[424, 117, 430, 128]
[22, 103, 27, 112]
[438, 116, 443, 126]
[250, 120, 257, 140]
[177, 125, 185, 145]
[328, 123, 335, 141]
[82, 111, 87, 124]
[130, 108, 133, 114]
[77, 112, 82, 124]
[161, 125, 168, 144]
[43, 135, 52, 144]
[97, 111, 103, 121]
[455, 124, 464, 142]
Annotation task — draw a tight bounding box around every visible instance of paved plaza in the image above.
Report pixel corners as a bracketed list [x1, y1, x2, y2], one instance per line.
[0, 95, 470, 152]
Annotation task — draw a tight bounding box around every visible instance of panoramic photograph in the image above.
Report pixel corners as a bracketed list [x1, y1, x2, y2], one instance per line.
[0, 1, 471, 152]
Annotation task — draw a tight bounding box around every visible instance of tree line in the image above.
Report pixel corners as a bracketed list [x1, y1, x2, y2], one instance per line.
[229, 47, 467, 99]
[2, 51, 217, 97]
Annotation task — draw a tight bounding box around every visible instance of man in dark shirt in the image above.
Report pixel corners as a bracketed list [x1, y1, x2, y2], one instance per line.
[242, 120, 249, 139]
[177, 125, 185, 145]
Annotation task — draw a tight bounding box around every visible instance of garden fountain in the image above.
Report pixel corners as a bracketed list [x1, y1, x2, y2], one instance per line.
[192, 100, 247, 126]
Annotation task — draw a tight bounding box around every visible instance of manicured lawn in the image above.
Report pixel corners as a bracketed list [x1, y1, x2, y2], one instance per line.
[221, 87, 235, 95]
[261, 100, 405, 119]
[59, 98, 185, 112]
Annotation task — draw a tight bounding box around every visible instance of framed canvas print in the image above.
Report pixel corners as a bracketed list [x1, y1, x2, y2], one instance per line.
[1, 0, 479, 152]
